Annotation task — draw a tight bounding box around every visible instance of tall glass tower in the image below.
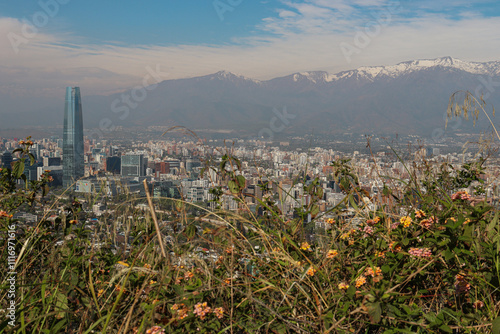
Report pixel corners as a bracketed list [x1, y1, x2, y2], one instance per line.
[63, 87, 84, 189]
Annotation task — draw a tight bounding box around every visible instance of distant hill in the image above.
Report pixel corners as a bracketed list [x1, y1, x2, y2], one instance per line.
[5, 57, 500, 138]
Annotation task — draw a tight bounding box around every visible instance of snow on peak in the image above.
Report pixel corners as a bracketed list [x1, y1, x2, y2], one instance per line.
[331, 57, 500, 81]
[209, 71, 261, 83]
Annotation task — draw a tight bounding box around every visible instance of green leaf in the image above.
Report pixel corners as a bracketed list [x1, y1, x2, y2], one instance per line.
[55, 291, 68, 319]
[236, 175, 246, 188]
[228, 180, 239, 194]
[185, 224, 196, 240]
[439, 324, 452, 333]
[13, 159, 25, 179]
[492, 316, 500, 334]
[368, 302, 382, 324]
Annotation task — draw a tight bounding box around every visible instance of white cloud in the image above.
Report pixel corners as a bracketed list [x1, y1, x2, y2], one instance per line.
[0, 1, 499, 100]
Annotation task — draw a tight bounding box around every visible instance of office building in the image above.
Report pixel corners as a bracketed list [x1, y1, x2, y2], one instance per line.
[63, 87, 84, 189]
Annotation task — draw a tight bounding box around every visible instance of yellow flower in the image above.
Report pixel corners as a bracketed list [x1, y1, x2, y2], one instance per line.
[355, 275, 366, 288]
[400, 216, 412, 228]
[117, 261, 129, 267]
[301, 242, 312, 251]
[327, 250, 338, 259]
[97, 289, 104, 297]
[338, 282, 349, 290]
[365, 266, 382, 278]
[374, 251, 385, 258]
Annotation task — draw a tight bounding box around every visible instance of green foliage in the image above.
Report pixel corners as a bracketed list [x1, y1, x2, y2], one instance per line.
[1, 138, 499, 333]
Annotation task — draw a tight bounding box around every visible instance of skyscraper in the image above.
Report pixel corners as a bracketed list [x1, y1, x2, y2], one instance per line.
[63, 87, 84, 189]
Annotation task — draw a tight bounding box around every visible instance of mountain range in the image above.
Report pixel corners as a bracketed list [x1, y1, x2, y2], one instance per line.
[3, 57, 500, 138]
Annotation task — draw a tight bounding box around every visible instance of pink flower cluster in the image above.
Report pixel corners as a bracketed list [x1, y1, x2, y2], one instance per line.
[194, 302, 212, 320]
[146, 326, 165, 334]
[363, 225, 374, 236]
[408, 247, 432, 258]
[451, 191, 471, 201]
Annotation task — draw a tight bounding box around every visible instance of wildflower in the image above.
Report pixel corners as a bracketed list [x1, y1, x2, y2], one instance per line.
[355, 275, 366, 288]
[306, 267, 317, 277]
[340, 232, 351, 240]
[451, 191, 471, 201]
[224, 278, 231, 284]
[415, 210, 426, 218]
[326, 218, 336, 225]
[144, 263, 151, 269]
[365, 266, 382, 278]
[300, 242, 312, 251]
[184, 271, 194, 280]
[473, 300, 484, 309]
[149, 280, 157, 285]
[117, 261, 129, 267]
[225, 247, 233, 254]
[327, 250, 338, 259]
[408, 247, 432, 258]
[171, 303, 189, 320]
[115, 284, 125, 292]
[214, 307, 224, 319]
[374, 251, 385, 259]
[272, 247, 281, 252]
[97, 289, 104, 297]
[420, 218, 433, 229]
[390, 220, 400, 229]
[400, 216, 412, 228]
[0, 211, 10, 218]
[69, 219, 78, 224]
[194, 302, 212, 320]
[146, 326, 165, 334]
[338, 282, 349, 290]
[463, 219, 471, 225]
[363, 225, 374, 236]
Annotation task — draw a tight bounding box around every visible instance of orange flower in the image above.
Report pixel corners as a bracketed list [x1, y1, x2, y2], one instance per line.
[355, 275, 366, 288]
[327, 250, 338, 259]
[306, 267, 317, 277]
[415, 210, 426, 218]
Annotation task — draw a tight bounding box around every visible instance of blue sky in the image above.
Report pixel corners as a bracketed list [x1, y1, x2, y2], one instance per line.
[1, 0, 500, 98]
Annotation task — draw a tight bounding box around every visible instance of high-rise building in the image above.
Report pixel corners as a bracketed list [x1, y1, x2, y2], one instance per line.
[121, 154, 147, 177]
[63, 87, 84, 189]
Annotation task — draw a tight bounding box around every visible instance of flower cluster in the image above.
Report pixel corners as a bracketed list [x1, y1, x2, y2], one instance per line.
[355, 275, 366, 288]
[414, 210, 426, 218]
[146, 326, 165, 334]
[408, 247, 432, 258]
[366, 216, 381, 225]
[326, 218, 336, 225]
[213, 307, 224, 319]
[400, 216, 412, 228]
[306, 267, 317, 277]
[18, 138, 34, 146]
[327, 249, 338, 259]
[374, 251, 385, 259]
[184, 271, 194, 280]
[365, 266, 383, 282]
[338, 282, 349, 290]
[171, 303, 189, 320]
[362, 225, 374, 236]
[451, 191, 471, 201]
[420, 216, 436, 229]
[300, 242, 312, 251]
[194, 302, 212, 320]
[0, 210, 13, 218]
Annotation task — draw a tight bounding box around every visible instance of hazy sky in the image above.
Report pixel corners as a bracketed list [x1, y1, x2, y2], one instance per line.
[1, 0, 500, 98]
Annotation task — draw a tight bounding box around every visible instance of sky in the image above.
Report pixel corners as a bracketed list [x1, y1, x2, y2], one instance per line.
[1, 0, 500, 98]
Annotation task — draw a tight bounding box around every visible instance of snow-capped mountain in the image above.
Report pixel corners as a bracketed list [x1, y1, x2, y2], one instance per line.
[5, 57, 500, 136]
